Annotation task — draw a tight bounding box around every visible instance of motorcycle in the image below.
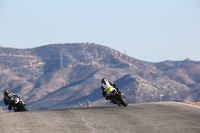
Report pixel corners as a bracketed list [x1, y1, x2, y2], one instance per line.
[11, 96, 28, 112]
[106, 87, 128, 107]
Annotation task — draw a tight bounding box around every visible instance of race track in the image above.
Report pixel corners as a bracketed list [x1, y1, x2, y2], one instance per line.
[0, 102, 199, 133]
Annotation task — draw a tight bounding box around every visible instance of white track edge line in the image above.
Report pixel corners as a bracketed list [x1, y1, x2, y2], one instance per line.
[174, 102, 200, 109]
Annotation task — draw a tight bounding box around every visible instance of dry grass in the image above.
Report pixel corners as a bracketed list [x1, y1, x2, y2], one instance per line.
[182, 102, 200, 106]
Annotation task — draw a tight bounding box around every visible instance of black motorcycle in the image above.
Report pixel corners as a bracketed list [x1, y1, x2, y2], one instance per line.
[107, 88, 128, 107]
[11, 96, 28, 112]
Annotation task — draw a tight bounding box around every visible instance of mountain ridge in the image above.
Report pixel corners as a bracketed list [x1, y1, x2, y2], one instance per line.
[0, 43, 199, 110]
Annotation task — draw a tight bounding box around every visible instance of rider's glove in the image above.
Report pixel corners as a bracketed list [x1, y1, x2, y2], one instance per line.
[113, 84, 116, 88]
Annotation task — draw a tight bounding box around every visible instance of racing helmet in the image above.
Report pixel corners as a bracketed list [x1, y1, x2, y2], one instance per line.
[101, 78, 106, 84]
[4, 90, 9, 95]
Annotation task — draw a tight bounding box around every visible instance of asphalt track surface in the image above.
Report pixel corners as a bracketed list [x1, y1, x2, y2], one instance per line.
[0, 102, 199, 133]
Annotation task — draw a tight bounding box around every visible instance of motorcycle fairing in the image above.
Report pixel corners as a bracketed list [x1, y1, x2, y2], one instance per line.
[105, 86, 115, 96]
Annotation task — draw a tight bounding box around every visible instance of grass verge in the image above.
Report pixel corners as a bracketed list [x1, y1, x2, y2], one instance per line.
[182, 102, 200, 107]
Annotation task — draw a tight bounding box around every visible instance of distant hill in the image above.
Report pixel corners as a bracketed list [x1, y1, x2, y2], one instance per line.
[161, 58, 194, 66]
[0, 43, 199, 110]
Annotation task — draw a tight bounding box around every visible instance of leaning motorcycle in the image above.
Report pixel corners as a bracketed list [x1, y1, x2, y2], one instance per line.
[106, 87, 128, 107]
[11, 96, 28, 112]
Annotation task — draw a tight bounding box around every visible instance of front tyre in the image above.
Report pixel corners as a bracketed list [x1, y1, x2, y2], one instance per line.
[20, 104, 28, 111]
[119, 94, 128, 107]
[17, 103, 28, 111]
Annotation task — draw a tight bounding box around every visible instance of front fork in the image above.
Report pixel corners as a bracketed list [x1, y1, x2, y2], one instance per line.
[110, 95, 121, 106]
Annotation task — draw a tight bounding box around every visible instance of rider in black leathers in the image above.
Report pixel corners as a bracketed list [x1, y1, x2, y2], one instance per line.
[3, 90, 18, 110]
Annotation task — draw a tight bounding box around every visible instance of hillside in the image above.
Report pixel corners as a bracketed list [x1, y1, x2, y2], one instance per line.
[0, 43, 199, 110]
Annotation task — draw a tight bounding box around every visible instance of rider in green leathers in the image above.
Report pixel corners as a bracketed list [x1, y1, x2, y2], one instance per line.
[101, 78, 122, 101]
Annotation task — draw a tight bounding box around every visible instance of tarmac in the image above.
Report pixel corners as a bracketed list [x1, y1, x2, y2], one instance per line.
[0, 102, 199, 133]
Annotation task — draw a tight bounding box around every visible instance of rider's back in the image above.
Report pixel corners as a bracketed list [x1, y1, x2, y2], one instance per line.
[4, 93, 17, 105]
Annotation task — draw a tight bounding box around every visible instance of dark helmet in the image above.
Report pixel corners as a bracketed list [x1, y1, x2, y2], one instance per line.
[4, 90, 9, 95]
[101, 78, 106, 84]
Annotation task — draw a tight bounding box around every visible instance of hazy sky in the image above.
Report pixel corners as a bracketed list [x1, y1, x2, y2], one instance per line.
[0, 0, 199, 62]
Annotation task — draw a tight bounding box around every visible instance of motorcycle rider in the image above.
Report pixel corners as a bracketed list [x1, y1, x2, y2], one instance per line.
[101, 78, 122, 101]
[3, 90, 19, 110]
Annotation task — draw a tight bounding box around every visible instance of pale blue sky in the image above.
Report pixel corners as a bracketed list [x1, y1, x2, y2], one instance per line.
[0, 0, 200, 62]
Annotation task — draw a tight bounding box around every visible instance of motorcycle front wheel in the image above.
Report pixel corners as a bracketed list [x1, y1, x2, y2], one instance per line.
[119, 94, 128, 107]
[22, 104, 28, 111]
[16, 103, 28, 111]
